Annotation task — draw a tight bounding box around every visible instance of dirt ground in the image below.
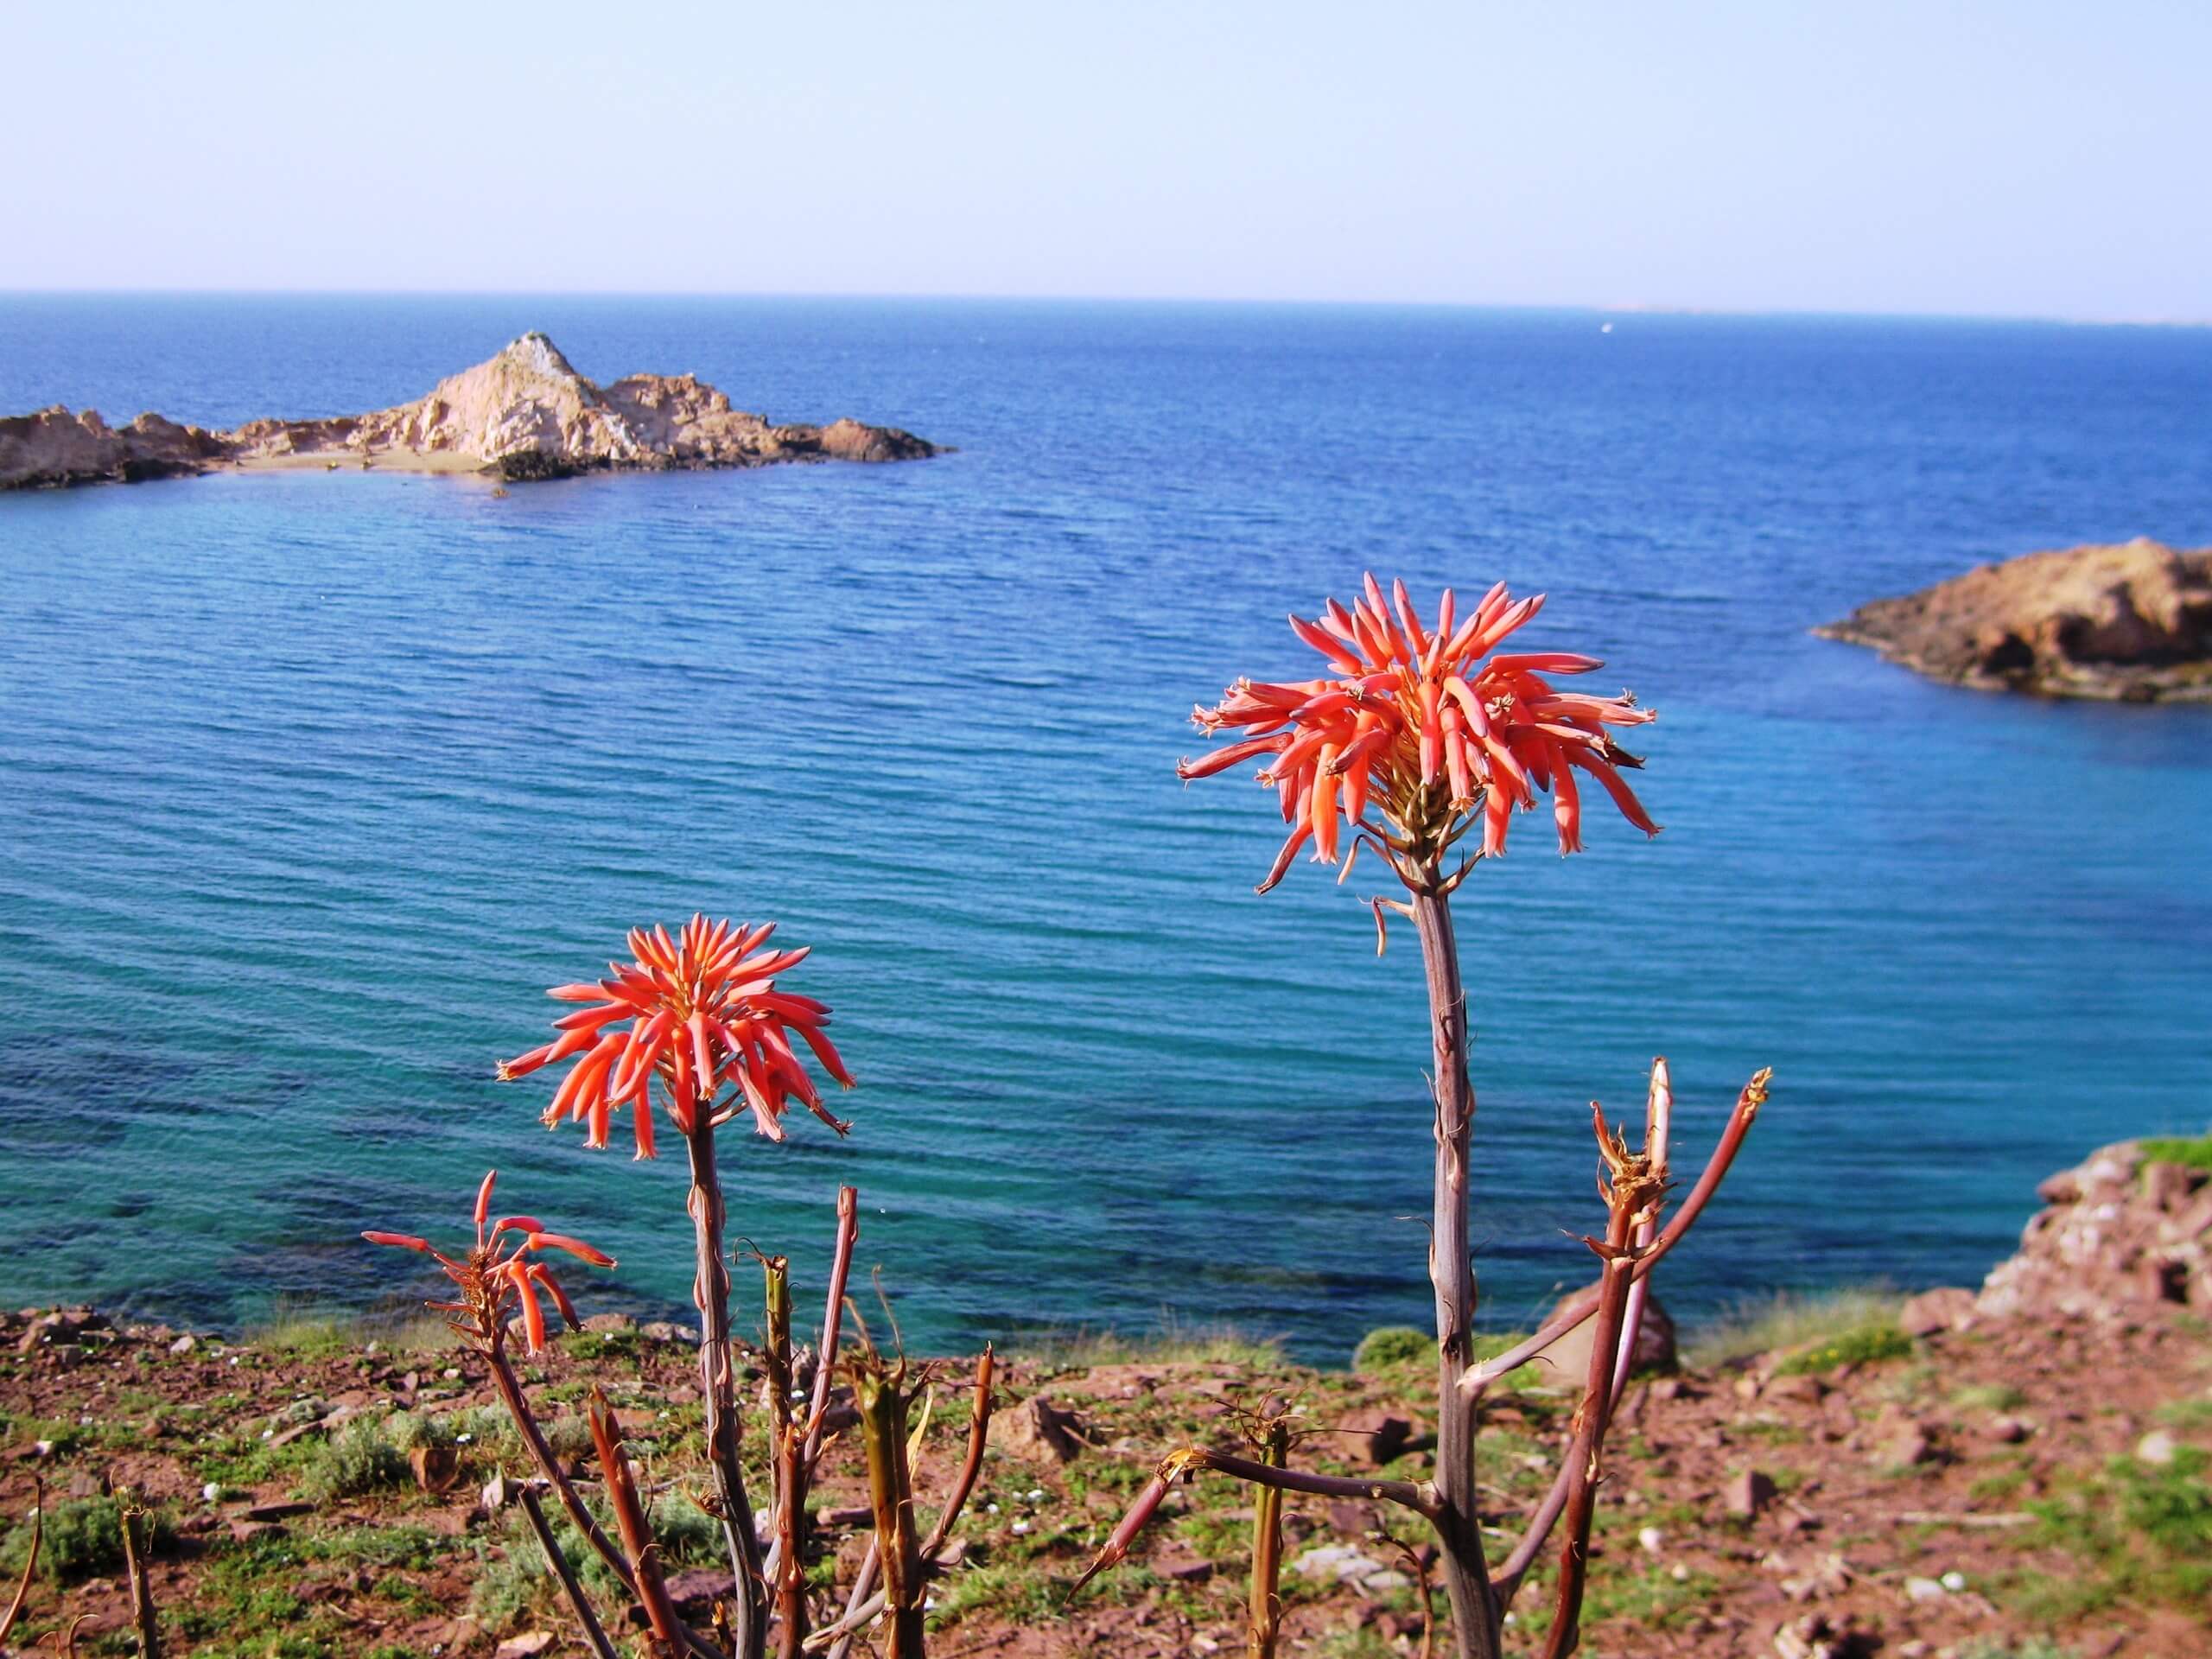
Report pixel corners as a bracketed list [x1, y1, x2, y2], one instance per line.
[2, 1299, 2206, 1659]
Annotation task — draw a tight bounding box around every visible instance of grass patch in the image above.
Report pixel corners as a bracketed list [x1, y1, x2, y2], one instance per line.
[2017, 1445, 2212, 1615]
[243, 1296, 448, 1357]
[1682, 1286, 1905, 1370]
[1953, 1382, 2029, 1413]
[1008, 1313, 1285, 1369]
[2139, 1134, 2212, 1174]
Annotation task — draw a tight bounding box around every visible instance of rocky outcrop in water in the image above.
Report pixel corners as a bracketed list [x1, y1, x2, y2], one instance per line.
[1816, 537, 2212, 702]
[1975, 1138, 2212, 1321]
[0, 405, 231, 488]
[0, 333, 938, 490]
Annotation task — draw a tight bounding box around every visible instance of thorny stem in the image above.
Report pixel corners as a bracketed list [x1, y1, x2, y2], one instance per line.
[1463, 1067, 1770, 1395]
[519, 1484, 620, 1659]
[118, 1500, 158, 1659]
[688, 1120, 770, 1659]
[588, 1391, 689, 1657]
[1538, 1191, 1643, 1659]
[1408, 883, 1503, 1659]
[1247, 1409, 1290, 1659]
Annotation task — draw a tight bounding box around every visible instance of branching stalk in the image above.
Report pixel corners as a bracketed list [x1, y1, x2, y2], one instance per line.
[1247, 1408, 1290, 1659]
[520, 1484, 620, 1659]
[118, 1499, 158, 1659]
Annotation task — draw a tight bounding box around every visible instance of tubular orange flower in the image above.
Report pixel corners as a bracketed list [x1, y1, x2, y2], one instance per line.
[497, 913, 855, 1155]
[1179, 575, 1658, 887]
[361, 1170, 615, 1356]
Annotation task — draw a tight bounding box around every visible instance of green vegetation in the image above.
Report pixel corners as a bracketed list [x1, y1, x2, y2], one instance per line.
[1953, 1382, 2029, 1413]
[2015, 1446, 2212, 1617]
[1007, 1315, 1285, 1369]
[0, 1496, 168, 1584]
[1682, 1286, 1906, 1370]
[1352, 1325, 1432, 1371]
[299, 1417, 410, 1502]
[2139, 1134, 2212, 1174]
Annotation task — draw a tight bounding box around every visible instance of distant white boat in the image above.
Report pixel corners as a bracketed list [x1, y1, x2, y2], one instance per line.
[1601, 322, 1614, 334]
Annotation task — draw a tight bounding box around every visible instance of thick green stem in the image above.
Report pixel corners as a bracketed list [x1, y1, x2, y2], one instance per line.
[1247, 1416, 1289, 1659]
[1410, 885, 1503, 1659]
[854, 1363, 925, 1658]
[763, 1255, 808, 1659]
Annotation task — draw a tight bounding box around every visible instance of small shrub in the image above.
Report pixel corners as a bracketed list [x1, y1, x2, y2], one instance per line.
[0, 1496, 168, 1582]
[300, 1417, 409, 1502]
[2022, 1446, 2212, 1611]
[1353, 1325, 1432, 1371]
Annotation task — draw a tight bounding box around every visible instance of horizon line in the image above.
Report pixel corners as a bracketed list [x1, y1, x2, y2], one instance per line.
[1, 287, 2205, 332]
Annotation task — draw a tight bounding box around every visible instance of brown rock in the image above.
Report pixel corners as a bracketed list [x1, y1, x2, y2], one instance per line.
[1337, 1410, 1414, 1466]
[1898, 1287, 1978, 1338]
[1151, 1549, 1215, 1584]
[1536, 1290, 1677, 1386]
[663, 1568, 731, 1610]
[1816, 538, 2212, 702]
[410, 1444, 460, 1494]
[2142, 1160, 2203, 1213]
[1765, 1374, 1826, 1405]
[1725, 1469, 1778, 1520]
[244, 1500, 315, 1521]
[493, 1634, 556, 1659]
[999, 1395, 1088, 1464]
[1326, 1500, 1376, 1535]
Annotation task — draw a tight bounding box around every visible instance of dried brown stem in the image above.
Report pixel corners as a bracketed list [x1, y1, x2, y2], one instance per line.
[1463, 1067, 1770, 1395]
[922, 1346, 995, 1555]
[803, 1186, 861, 1473]
[519, 1484, 621, 1659]
[687, 1120, 770, 1659]
[118, 1500, 158, 1659]
[1408, 884, 1503, 1659]
[1535, 1106, 1658, 1659]
[0, 1476, 38, 1646]
[588, 1390, 689, 1657]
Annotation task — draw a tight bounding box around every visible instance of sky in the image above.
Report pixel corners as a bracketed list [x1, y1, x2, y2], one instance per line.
[6, 2, 2208, 321]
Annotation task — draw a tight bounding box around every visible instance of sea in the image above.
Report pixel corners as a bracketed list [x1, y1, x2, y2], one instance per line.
[1, 295, 2207, 1362]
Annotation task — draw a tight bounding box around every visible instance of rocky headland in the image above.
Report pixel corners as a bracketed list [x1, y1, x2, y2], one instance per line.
[1816, 537, 2212, 702]
[3, 1135, 2208, 1656]
[0, 334, 938, 491]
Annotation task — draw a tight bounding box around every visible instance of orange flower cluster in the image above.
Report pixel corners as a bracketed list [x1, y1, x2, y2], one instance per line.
[499, 915, 855, 1156]
[1179, 575, 1658, 887]
[363, 1170, 614, 1354]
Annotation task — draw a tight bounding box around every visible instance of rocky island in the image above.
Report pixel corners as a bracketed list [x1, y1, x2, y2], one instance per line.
[1817, 537, 2212, 702]
[0, 333, 939, 490]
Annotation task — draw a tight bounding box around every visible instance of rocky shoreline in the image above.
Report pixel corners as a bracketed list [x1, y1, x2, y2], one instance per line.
[0, 334, 939, 491]
[3, 1135, 2207, 1656]
[1817, 537, 2212, 702]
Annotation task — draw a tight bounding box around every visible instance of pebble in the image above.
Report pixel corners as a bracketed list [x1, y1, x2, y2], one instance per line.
[1904, 1575, 1947, 1603]
[2136, 1429, 2177, 1465]
[1637, 1526, 1664, 1554]
[168, 1334, 196, 1356]
[1940, 1570, 1967, 1592]
[201, 1482, 220, 1503]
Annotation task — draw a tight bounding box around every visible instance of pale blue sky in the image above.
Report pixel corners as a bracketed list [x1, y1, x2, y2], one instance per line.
[7, 2, 2206, 320]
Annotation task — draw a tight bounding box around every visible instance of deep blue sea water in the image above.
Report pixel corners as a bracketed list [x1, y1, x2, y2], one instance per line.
[1, 295, 2207, 1361]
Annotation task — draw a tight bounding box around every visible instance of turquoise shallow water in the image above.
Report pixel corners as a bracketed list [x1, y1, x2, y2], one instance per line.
[0, 296, 2207, 1359]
